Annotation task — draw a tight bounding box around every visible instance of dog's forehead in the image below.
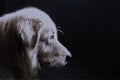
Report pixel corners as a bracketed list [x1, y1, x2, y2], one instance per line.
[42, 19, 57, 34]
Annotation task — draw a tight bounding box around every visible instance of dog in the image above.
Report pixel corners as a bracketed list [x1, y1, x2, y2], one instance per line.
[0, 7, 72, 79]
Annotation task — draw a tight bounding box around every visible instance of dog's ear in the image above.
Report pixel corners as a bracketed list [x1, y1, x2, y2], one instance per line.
[31, 19, 42, 32]
[17, 18, 42, 48]
[16, 18, 43, 77]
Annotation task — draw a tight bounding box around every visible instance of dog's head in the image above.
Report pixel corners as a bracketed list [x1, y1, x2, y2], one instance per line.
[38, 20, 72, 67]
[0, 7, 72, 77]
[17, 8, 72, 66]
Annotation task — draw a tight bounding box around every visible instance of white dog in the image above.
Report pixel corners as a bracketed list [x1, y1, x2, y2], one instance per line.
[0, 7, 72, 79]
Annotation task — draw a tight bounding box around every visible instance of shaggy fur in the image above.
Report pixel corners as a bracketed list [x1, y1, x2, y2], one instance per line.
[0, 7, 72, 79]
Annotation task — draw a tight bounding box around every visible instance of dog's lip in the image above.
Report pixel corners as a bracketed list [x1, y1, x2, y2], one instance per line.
[64, 61, 67, 65]
[54, 61, 67, 67]
[59, 61, 67, 66]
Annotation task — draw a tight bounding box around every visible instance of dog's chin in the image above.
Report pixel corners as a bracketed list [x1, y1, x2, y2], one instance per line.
[49, 61, 67, 67]
[41, 60, 67, 68]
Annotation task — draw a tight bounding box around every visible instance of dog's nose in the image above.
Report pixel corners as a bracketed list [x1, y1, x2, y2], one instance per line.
[57, 41, 72, 57]
[67, 52, 72, 57]
[64, 50, 72, 57]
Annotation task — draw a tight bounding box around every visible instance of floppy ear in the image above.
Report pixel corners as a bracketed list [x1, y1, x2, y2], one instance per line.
[17, 18, 42, 48]
[16, 18, 43, 77]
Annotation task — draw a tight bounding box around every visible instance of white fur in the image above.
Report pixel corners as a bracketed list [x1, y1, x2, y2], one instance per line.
[0, 7, 72, 78]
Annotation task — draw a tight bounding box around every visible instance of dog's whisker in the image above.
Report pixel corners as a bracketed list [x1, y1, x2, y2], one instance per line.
[57, 26, 62, 29]
[57, 29, 64, 36]
[57, 64, 62, 71]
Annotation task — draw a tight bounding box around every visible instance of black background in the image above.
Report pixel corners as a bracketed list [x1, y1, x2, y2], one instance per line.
[0, 0, 120, 80]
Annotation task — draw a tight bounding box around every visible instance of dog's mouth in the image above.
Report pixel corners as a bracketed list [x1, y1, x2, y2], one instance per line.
[39, 57, 68, 67]
[41, 61, 67, 68]
[49, 60, 68, 67]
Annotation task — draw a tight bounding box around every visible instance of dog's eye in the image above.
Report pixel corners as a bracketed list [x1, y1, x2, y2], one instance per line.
[40, 38, 49, 45]
[50, 35, 54, 39]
